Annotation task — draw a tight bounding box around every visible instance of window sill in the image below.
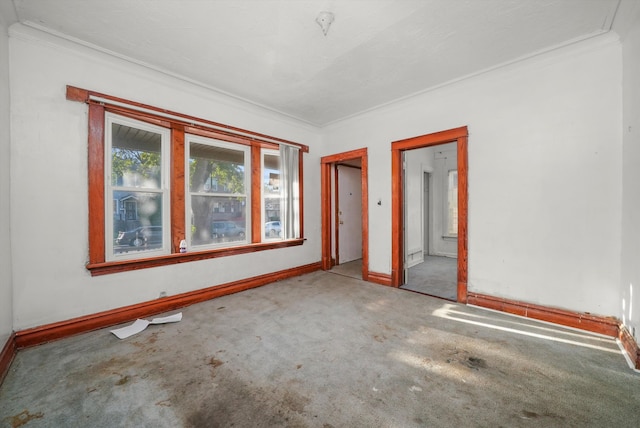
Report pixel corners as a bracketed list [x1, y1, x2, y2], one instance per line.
[87, 238, 305, 276]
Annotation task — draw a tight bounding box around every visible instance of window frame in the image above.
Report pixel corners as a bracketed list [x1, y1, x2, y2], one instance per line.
[67, 86, 307, 276]
[105, 113, 172, 261]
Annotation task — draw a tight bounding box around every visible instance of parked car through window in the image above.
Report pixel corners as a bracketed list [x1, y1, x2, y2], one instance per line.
[265, 221, 281, 238]
[116, 226, 163, 247]
[211, 221, 246, 239]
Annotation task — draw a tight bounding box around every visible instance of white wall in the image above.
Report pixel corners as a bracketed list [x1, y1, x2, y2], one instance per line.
[0, 18, 14, 344]
[8, 24, 322, 330]
[322, 35, 623, 317]
[6, 21, 629, 330]
[621, 15, 640, 341]
[405, 146, 432, 266]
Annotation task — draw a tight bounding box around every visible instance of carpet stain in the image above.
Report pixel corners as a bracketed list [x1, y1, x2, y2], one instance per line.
[156, 400, 172, 407]
[184, 376, 310, 428]
[8, 410, 44, 428]
[444, 348, 487, 370]
[115, 375, 131, 385]
[519, 409, 565, 422]
[207, 357, 225, 379]
[466, 356, 487, 370]
[208, 357, 224, 368]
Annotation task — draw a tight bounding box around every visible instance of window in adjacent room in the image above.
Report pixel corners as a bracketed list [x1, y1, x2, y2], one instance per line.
[446, 169, 458, 236]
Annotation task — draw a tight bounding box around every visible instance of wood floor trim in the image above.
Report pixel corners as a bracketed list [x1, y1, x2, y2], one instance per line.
[619, 325, 640, 370]
[5, 273, 640, 379]
[367, 271, 393, 286]
[14, 262, 321, 349]
[0, 332, 16, 385]
[467, 292, 620, 337]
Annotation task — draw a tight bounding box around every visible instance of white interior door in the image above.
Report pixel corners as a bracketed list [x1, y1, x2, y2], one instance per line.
[337, 165, 362, 264]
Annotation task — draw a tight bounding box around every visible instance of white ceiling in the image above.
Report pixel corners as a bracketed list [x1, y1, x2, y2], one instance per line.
[3, 0, 630, 126]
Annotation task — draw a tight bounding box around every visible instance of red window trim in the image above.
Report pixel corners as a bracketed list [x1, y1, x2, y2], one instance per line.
[67, 85, 307, 276]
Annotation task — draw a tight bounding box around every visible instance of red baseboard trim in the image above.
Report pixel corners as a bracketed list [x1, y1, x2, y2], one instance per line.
[367, 271, 393, 286]
[7, 271, 640, 375]
[619, 325, 640, 370]
[467, 292, 620, 337]
[0, 332, 16, 384]
[15, 262, 321, 349]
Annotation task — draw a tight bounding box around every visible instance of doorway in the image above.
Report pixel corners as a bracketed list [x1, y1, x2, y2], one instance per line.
[336, 164, 363, 264]
[400, 143, 457, 300]
[391, 127, 468, 302]
[320, 148, 369, 281]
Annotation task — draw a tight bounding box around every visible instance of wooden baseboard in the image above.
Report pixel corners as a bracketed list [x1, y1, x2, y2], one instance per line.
[467, 292, 620, 337]
[619, 325, 640, 370]
[8, 270, 640, 374]
[15, 262, 321, 349]
[367, 271, 393, 286]
[0, 332, 16, 385]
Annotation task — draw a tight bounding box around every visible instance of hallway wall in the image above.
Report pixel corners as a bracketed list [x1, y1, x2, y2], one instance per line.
[404, 146, 432, 267]
[8, 24, 322, 330]
[322, 35, 623, 317]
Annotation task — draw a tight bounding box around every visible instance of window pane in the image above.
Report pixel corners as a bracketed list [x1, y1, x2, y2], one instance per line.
[188, 139, 249, 248]
[111, 123, 162, 188]
[263, 152, 281, 239]
[106, 115, 169, 262]
[190, 196, 247, 246]
[447, 170, 458, 235]
[113, 192, 163, 254]
[189, 143, 245, 194]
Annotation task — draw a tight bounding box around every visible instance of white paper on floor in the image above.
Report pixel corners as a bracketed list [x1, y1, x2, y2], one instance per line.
[110, 312, 183, 339]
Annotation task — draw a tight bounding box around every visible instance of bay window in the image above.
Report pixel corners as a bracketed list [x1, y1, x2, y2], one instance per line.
[66, 86, 307, 276]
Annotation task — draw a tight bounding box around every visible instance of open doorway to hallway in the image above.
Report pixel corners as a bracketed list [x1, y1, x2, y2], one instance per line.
[320, 149, 369, 281]
[400, 143, 458, 300]
[391, 127, 468, 303]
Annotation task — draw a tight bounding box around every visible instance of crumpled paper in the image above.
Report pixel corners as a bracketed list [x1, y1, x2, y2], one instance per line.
[110, 312, 182, 339]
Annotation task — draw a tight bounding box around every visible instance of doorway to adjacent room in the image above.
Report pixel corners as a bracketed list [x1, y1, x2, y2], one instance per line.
[391, 127, 468, 302]
[320, 148, 369, 281]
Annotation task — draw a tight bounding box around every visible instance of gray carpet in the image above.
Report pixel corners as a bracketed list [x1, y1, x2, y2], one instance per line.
[1, 271, 639, 427]
[402, 255, 457, 300]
